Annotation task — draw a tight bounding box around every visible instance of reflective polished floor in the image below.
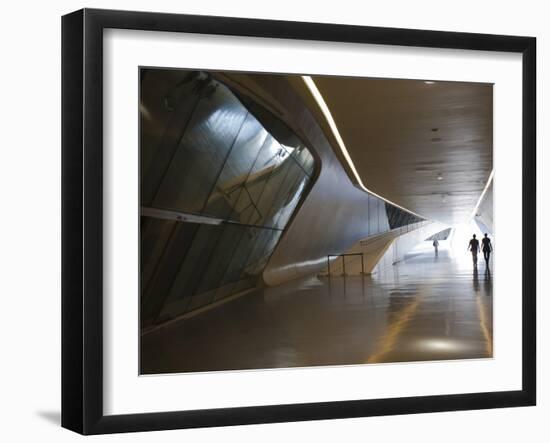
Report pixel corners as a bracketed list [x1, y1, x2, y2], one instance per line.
[141, 244, 493, 374]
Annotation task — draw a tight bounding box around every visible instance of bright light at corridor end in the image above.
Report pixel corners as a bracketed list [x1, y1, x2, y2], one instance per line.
[448, 220, 486, 261]
[301, 75, 425, 220]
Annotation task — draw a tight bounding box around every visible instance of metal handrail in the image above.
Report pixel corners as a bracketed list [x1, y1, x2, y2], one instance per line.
[327, 221, 433, 277]
[327, 253, 364, 276]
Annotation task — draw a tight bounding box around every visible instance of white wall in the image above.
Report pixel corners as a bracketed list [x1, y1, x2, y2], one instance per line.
[0, 1, 546, 442]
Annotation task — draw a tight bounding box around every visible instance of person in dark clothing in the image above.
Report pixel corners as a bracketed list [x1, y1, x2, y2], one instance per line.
[433, 238, 439, 256]
[481, 233, 493, 267]
[468, 234, 480, 266]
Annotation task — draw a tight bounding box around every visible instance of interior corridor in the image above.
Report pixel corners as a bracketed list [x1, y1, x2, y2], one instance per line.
[141, 243, 493, 374]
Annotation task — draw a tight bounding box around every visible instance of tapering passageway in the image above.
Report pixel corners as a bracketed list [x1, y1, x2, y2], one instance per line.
[141, 243, 493, 374]
[138, 71, 495, 375]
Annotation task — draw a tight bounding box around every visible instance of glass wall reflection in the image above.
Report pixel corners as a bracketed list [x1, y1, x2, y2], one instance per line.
[140, 70, 316, 327]
[385, 202, 423, 229]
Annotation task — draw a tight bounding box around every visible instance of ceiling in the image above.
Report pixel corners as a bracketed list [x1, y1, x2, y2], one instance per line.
[308, 75, 493, 225]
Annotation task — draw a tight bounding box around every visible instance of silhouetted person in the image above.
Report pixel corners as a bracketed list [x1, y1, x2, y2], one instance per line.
[468, 234, 480, 267]
[433, 239, 439, 256]
[481, 233, 493, 267]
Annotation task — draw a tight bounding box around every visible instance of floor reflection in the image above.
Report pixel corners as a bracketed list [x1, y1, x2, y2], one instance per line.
[473, 267, 480, 292]
[141, 248, 493, 374]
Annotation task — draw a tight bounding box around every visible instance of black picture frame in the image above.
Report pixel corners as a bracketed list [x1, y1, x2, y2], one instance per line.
[61, 8, 536, 435]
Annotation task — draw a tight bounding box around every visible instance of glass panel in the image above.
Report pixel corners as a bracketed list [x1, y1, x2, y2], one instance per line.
[222, 227, 259, 284]
[248, 134, 286, 177]
[230, 135, 282, 225]
[153, 83, 248, 214]
[384, 201, 422, 230]
[292, 144, 316, 177]
[161, 223, 224, 310]
[273, 170, 309, 229]
[140, 70, 203, 206]
[243, 228, 282, 278]
[193, 224, 246, 298]
[140, 217, 176, 292]
[213, 226, 261, 301]
[385, 202, 395, 229]
[141, 221, 199, 326]
[253, 156, 301, 227]
[379, 198, 390, 231]
[201, 113, 268, 220]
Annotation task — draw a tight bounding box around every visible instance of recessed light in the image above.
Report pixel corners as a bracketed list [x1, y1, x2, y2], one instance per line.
[437, 174, 443, 180]
[424, 81, 435, 85]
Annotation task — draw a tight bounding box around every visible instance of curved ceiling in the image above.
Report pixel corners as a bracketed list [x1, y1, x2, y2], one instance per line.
[308, 76, 493, 225]
[221, 72, 492, 226]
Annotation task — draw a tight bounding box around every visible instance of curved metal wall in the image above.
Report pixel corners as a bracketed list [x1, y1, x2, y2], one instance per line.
[221, 75, 424, 286]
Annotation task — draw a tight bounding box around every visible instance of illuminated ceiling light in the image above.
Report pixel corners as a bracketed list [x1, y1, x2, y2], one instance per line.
[437, 173, 443, 180]
[424, 80, 435, 85]
[301, 75, 426, 220]
[470, 170, 494, 220]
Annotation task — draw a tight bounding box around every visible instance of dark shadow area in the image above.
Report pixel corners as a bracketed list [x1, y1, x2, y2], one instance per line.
[36, 410, 61, 426]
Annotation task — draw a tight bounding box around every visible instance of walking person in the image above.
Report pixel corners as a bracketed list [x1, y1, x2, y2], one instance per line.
[468, 234, 480, 267]
[481, 233, 493, 268]
[433, 238, 439, 256]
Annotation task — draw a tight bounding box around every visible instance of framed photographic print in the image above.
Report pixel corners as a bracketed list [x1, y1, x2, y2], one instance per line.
[61, 8, 536, 435]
